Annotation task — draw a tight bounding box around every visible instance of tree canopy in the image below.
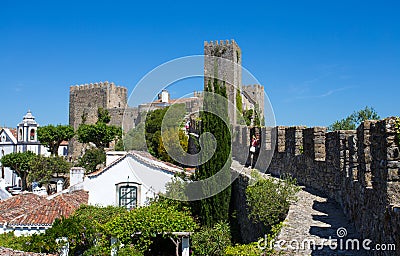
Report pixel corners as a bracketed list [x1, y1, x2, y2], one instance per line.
[77, 108, 122, 150]
[124, 104, 188, 165]
[29, 155, 71, 184]
[77, 148, 106, 173]
[328, 106, 380, 131]
[1, 151, 36, 190]
[37, 125, 74, 156]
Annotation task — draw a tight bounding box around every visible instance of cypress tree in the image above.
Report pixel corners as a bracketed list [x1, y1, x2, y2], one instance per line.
[196, 77, 232, 227]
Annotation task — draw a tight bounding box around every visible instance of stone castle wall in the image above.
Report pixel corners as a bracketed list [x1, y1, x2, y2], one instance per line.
[69, 82, 137, 159]
[242, 84, 265, 118]
[204, 40, 242, 124]
[231, 118, 400, 254]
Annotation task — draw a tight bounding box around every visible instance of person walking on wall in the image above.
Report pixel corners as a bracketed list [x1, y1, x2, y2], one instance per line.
[245, 133, 261, 169]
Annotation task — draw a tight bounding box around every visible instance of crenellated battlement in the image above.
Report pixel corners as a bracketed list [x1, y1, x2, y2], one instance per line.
[69, 81, 131, 160]
[204, 39, 237, 47]
[70, 81, 127, 92]
[242, 84, 263, 89]
[231, 117, 400, 251]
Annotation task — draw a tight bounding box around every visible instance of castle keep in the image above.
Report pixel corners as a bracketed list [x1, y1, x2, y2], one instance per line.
[204, 40, 242, 125]
[69, 82, 137, 159]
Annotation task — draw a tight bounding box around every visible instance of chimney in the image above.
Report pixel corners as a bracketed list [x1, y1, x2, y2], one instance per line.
[69, 167, 85, 187]
[161, 90, 169, 103]
[57, 180, 64, 193]
[106, 151, 126, 166]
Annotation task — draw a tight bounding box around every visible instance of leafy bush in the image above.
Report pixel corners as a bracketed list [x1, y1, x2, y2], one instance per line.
[106, 201, 198, 253]
[225, 242, 262, 256]
[191, 222, 231, 256]
[0, 232, 30, 251]
[246, 171, 299, 228]
[2, 205, 127, 255]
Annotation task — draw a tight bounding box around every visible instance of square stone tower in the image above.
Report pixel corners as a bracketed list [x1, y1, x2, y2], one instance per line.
[204, 40, 242, 125]
[69, 82, 129, 159]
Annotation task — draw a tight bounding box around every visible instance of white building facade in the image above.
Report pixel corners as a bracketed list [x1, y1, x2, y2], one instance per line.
[0, 110, 68, 189]
[70, 151, 184, 209]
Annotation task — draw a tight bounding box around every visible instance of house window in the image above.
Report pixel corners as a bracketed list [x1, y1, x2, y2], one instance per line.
[119, 185, 137, 209]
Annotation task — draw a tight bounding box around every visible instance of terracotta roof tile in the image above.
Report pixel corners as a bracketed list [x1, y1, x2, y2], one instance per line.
[0, 247, 56, 256]
[59, 140, 69, 146]
[9, 128, 18, 140]
[0, 190, 88, 226]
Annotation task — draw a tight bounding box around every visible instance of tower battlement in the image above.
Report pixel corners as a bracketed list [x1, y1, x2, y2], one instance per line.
[70, 81, 127, 92]
[204, 39, 237, 47]
[69, 81, 130, 159]
[242, 84, 264, 90]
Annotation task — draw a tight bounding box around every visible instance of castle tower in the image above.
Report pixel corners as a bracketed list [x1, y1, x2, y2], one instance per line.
[69, 82, 129, 160]
[242, 84, 265, 124]
[204, 40, 242, 125]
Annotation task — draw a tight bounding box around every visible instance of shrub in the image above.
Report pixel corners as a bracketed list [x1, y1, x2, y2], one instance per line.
[191, 222, 231, 256]
[225, 242, 262, 256]
[0, 232, 30, 251]
[246, 171, 300, 228]
[106, 201, 198, 253]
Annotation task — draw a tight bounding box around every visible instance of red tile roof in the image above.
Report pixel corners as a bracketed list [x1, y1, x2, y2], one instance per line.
[0, 190, 88, 226]
[0, 247, 56, 256]
[59, 140, 69, 146]
[9, 128, 18, 140]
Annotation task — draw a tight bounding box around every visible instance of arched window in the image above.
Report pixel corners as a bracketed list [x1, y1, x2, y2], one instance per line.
[19, 129, 23, 141]
[30, 129, 35, 141]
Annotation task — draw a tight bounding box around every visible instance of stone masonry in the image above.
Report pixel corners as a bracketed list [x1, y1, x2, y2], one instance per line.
[69, 82, 138, 160]
[204, 40, 242, 125]
[231, 118, 400, 255]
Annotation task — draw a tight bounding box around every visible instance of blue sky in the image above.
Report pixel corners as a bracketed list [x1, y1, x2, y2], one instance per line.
[1, 0, 399, 127]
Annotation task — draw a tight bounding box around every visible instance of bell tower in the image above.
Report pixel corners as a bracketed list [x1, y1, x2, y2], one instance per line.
[17, 110, 41, 154]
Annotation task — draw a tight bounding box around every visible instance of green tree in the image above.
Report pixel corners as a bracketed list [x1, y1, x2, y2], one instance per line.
[37, 125, 74, 156]
[243, 107, 261, 127]
[29, 155, 71, 184]
[195, 78, 232, 227]
[97, 107, 111, 124]
[77, 108, 122, 150]
[123, 123, 147, 151]
[125, 104, 187, 162]
[78, 148, 106, 173]
[158, 127, 188, 164]
[328, 106, 380, 131]
[1, 151, 36, 190]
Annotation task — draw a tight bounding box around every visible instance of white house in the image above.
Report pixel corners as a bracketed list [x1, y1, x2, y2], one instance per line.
[70, 151, 185, 209]
[0, 110, 69, 189]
